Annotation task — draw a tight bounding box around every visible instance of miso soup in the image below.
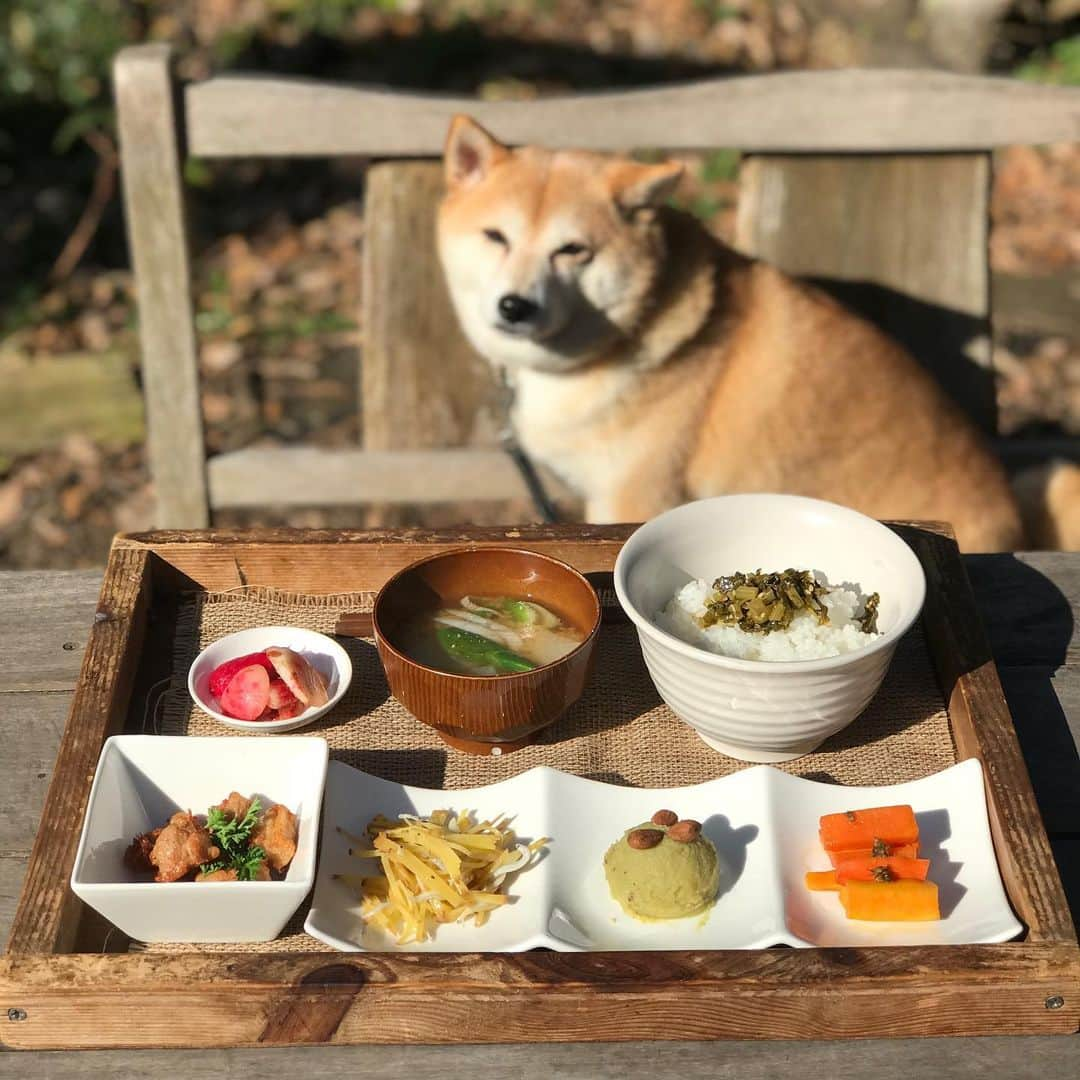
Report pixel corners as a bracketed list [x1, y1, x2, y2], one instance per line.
[397, 595, 585, 676]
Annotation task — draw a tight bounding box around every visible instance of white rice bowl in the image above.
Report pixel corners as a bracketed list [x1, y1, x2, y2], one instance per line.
[656, 576, 879, 662]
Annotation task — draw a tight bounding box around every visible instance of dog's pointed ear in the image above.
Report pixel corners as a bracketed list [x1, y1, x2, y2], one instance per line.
[607, 160, 684, 215]
[444, 115, 508, 189]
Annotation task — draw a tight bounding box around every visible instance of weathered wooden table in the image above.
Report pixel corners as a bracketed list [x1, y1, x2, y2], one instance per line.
[2, 554, 1077, 1075]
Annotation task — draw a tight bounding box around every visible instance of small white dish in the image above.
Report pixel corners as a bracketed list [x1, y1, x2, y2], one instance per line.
[304, 757, 1021, 952]
[187, 626, 352, 732]
[71, 735, 328, 943]
[306, 763, 555, 953]
[613, 494, 927, 762]
[773, 758, 1022, 947]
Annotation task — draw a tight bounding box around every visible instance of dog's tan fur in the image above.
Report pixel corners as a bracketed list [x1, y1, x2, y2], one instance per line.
[437, 116, 1026, 552]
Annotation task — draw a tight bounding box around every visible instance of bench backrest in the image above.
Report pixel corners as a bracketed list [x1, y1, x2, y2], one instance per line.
[114, 44, 1079, 527]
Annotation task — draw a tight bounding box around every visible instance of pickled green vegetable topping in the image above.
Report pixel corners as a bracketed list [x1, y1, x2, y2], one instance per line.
[698, 569, 831, 635]
[697, 569, 881, 638]
[858, 592, 880, 634]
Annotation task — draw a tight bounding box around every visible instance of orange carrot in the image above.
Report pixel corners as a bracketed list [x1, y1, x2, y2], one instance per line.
[819, 805, 919, 853]
[833, 856, 930, 884]
[839, 879, 940, 921]
[805, 870, 840, 891]
[827, 841, 918, 867]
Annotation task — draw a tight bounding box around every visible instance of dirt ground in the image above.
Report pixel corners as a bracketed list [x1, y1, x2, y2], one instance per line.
[1, 1, 1076, 569]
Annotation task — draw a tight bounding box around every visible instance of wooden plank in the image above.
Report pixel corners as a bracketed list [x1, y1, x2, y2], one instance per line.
[998, 665, 1080, 836]
[903, 527, 1075, 944]
[0, 856, 30, 949]
[0, 693, 71, 944]
[206, 447, 572, 508]
[5, 546, 151, 955]
[0, 353, 143, 459]
[361, 162, 502, 452]
[114, 44, 209, 529]
[1, 944, 1077, 1048]
[358, 162, 537, 526]
[6, 1034, 1080, 1079]
[0, 571, 101, 693]
[184, 70, 1080, 157]
[966, 552, 1080, 671]
[993, 270, 1080, 338]
[128, 520, 950, 593]
[0, 694, 72, 855]
[736, 154, 995, 431]
[120, 524, 636, 593]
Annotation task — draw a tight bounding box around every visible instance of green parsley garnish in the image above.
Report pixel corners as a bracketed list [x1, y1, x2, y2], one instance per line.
[232, 843, 268, 882]
[199, 796, 266, 880]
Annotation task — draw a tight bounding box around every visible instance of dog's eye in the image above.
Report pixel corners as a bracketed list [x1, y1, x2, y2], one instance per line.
[483, 228, 508, 246]
[553, 242, 589, 260]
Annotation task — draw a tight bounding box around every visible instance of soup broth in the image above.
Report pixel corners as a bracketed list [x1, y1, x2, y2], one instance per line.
[397, 595, 585, 676]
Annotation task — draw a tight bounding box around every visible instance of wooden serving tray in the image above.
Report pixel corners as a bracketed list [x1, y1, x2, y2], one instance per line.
[2, 524, 1078, 1049]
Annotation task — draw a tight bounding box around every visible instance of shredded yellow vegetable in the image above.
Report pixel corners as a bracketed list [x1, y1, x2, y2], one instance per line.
[334, 809, 548, 944]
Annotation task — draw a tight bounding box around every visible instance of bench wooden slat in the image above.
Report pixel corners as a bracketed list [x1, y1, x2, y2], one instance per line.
[206, 446, 572, 508]
[185, 69, 1080, 158]
[359, 161, 543, 525]
[361, 162, 503, 453]
[114, 44, 209, 528]
[736, 153, 995, 432]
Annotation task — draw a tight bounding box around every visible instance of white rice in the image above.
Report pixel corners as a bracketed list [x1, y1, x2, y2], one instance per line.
[656, 575, 879, 662]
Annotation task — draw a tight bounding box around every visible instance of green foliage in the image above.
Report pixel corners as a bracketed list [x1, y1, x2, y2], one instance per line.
[260, 310, 358, 341]
[692, 0, 741, 22]
[687, 193, 725, 221]
[701, 148, 740, 183]
[1015, 36, 1080, 86]
[183, 156, 214, 189]
[266, 0, 401, 38]
[0, 282, 43, 337]
[0, 1, 138, 111]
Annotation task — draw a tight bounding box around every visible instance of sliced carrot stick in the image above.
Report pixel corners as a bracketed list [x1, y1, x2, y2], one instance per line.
[833, 856, 930, 884]
[827, 841, 918, 867]
[819, 805, 919, 853]
[839, 879, 940, 921]
[805, 870, 840, 891]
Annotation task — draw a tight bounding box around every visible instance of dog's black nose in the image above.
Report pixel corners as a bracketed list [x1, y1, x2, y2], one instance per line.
[498, 294, 538, 324]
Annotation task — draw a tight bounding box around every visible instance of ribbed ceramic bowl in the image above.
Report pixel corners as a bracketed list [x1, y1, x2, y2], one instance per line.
[373, 547, 601, 755]
[613, 495, 926, 763]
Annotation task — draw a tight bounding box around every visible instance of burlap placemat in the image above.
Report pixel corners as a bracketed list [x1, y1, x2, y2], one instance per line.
[142, 586, 955, 954]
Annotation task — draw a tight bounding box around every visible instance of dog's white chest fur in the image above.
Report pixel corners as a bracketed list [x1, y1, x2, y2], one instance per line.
[509, 365, 647, 519]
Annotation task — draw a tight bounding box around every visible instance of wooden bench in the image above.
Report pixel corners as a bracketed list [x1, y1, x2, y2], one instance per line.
[113, 45, 1079, 528]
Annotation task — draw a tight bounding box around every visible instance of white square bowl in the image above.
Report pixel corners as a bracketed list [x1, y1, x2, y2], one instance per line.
[71, 735, 328, 943]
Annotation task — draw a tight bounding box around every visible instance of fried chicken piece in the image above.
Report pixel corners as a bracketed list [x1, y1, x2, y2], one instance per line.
[124, 828, 163, 873]
[250, 802, 298, 872]
[195, 862, 271, 883]
[149, 811, 220, 883]
[195, 867, 236, 883]
[214, 791, 253, 823]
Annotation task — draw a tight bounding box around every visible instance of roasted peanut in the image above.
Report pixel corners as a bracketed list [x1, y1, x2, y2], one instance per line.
[650, 809, 678, 827]
[627, 828, 664, 850]
[667, 819, 702, 843]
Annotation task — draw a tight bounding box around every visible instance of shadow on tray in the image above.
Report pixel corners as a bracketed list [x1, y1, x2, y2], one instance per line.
[966, 553, 1078, 924]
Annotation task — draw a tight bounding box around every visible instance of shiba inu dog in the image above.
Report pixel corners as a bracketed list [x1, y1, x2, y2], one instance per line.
[437, 115, 1030, 552]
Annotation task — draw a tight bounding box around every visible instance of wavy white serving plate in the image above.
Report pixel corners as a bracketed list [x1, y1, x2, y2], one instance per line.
[304, 758, 1022, 952]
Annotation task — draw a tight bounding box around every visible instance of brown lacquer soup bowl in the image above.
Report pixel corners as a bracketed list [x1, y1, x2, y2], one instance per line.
[372, 547, 601, 755]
